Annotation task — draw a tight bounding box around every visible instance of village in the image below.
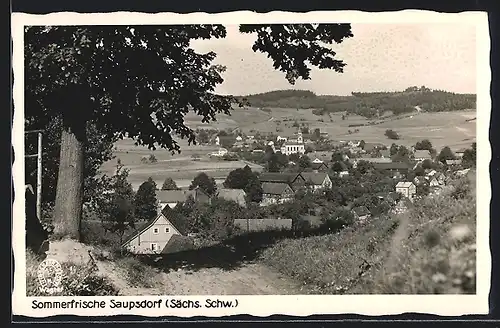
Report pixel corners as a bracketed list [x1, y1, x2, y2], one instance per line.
[120, 127, 476, 256]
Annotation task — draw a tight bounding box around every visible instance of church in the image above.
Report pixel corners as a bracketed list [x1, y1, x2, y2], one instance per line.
[280, 130, 306, 156]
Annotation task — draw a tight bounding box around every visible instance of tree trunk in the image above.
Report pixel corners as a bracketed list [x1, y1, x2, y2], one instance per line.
[53, 117, 86, 241]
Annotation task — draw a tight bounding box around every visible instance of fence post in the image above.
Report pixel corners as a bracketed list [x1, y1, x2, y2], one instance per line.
[36, 132, 43, 220]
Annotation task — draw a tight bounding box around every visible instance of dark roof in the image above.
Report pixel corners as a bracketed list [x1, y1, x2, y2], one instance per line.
[301, 172, 329, 185]
[373, 162, 411, 170]
[156, 190, 188, 203]
[259, 172, 302, 184]
[311, 162, 329, 170]
[161, 234, 195, 254]
[352, 206, 371, 216]
[262, 182, 292, 195]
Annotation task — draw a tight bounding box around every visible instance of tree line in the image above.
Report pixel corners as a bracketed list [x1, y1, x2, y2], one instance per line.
[239, 87, 476, 118]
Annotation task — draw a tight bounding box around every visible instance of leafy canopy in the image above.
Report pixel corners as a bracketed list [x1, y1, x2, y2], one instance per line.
[25, 24, 353, 151]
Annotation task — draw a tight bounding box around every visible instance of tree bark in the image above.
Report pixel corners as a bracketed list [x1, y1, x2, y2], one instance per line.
[52, 120, 86, 240]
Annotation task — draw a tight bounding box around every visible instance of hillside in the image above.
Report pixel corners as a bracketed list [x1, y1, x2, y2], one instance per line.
[259, 171, 476, 294]
[238, 87, 476, 118]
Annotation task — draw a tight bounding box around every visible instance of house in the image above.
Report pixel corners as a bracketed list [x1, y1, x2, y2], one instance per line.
[413, 150, 432, 162]
[446, 159, 463, 166]
[210, 147, 229, 157]
[121, 211, 183, 254]
[276, 135, 288, 142]
[261, 182, 295, 206]
[429, 177, 440, 187]
[235, 135, 243, 142]
[352, 206, 371, 222]
[306, 151, 331, 163]
[311, 162, 330, 173]
[353, 157, 392, 168]
[280, 130, 306, 156]
[156, 188, 211, 211]
[373, 162, 411, 178]
[259, 172, 307, 191]
[455, 148, 467, 158]
[301, 172, 333, 191]
[216, 188, 247, 207]
[395, 181, 417, 201]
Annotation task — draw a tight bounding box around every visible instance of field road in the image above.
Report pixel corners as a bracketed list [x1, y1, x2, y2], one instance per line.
[102, 260, 302, 296]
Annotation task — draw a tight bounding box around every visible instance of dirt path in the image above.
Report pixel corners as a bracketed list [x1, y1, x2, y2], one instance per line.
[101, 261, 302, 296]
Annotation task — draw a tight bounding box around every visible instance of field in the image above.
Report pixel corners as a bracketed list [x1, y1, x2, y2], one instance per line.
[100, 107, 476, 190]
[100, 138, 264, 190]
[186, 106, 476, 151]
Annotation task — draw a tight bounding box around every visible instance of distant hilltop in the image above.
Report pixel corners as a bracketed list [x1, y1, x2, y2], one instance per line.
[235, 86, 476, 119]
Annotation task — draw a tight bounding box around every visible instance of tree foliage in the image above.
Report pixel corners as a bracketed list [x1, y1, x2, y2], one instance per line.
[241, 86, 475, 118]
[25, 24, 355, 239]
[161, 177, 179, 190]
[189, 172, 217, 196]
[24, 116, 116, 209]
[96, 165, 135, 244]
[385, 129, 400, 140]
[134, 177, 158, 221]
[462, 143, 476, 168]
[223, 165, 263, 203]
[437, 146, 456, 163]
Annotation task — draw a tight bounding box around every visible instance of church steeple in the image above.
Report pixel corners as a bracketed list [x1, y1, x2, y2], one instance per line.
[297, 130, 303, 144]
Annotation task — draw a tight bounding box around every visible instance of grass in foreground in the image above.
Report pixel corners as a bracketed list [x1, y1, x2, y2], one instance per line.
[259, 174, 476, 294]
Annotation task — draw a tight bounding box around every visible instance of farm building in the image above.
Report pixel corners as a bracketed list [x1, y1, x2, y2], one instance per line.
[260, 182, 295, 207]
[373, 162, 411, 178]
[413, 150, 432, 162]
[352, 206, 371, 222]
[301, 172, 333, 191]
[454, 148, 467, 158]
[216, 188, 247, 207]
[259, 172, 307, 191]
[121, 211, 186, 254]
[156, 187, 210, 211]
[395, 181, 417, 200]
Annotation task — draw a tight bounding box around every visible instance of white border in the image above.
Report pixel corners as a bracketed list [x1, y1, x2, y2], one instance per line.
[12, 10, 491, 317]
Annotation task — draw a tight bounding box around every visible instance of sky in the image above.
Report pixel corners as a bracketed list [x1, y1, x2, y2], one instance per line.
[190, 23, 477, 96]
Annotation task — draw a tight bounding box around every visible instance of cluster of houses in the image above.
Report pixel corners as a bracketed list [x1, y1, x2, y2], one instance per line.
[121, 135, 471, 255]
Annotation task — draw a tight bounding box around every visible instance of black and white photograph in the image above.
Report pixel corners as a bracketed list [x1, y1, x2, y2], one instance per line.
[12, 10, 490, 317]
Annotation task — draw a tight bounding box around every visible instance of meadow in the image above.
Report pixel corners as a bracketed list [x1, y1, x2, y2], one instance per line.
[100, 138, 264, 190]
[100, 106, 475, 190]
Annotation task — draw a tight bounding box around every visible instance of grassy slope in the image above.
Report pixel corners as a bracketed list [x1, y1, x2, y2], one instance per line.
[259, 172, 476, 294]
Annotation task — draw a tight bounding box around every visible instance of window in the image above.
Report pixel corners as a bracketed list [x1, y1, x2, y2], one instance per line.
[151, 243, 158, 251]
[153, 228, 159, 234]
[165, 227, 170, 233]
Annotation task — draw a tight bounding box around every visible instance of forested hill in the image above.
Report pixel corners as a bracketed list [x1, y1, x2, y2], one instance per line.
[237, 87, 476, 118]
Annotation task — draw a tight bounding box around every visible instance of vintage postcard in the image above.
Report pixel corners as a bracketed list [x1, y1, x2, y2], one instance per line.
[12, 10, 490, 318]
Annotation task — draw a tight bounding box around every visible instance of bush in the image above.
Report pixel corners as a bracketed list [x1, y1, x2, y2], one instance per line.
[384, 129, 400, 140]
